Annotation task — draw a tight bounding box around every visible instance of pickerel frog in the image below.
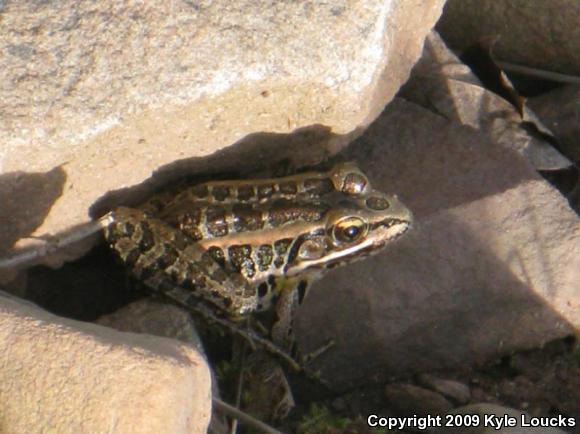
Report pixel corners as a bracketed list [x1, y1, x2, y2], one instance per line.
[102, 163, 412, 365]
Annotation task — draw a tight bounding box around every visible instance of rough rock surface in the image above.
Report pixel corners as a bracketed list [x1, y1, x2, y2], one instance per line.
[296, 98, 579, 390]
[0, 0, 444, 262]
[437, 0, 580, 75]
[528, 85, 580, 163]
[97, 298, 204, 350]
[0, 292, 212, 434]
[400, 32, 570, 171]
[417, 374, 471, 405]
[384, 383, 454, 417]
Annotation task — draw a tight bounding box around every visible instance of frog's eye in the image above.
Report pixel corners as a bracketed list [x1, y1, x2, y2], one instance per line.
[332, 217, 368, 243]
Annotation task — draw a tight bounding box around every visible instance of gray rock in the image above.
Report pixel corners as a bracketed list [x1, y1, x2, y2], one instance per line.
[0, 293, 212, 433]
[97, 299, 232, 434]
[528, 85, 580, 164]
[437, 0, 580, 76]
[384, 383, 454, 417]
[418, 374, 471, 405]
[97, 298, 204, 351]
[0, 0, 444, 267]
[296, 98, 580, 390]
[400, 33, 570, 171]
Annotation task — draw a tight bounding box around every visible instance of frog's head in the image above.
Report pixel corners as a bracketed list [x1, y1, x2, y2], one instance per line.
[286, 188, 413, 275]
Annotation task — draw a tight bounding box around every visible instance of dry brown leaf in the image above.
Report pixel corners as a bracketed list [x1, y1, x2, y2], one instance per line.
[399, 32, 571, 171]
[437, 0, 580, 76]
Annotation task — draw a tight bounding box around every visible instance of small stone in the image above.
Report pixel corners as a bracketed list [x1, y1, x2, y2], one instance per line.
[384, 383, 454, 417]
[97, 298, 204, 351]
[418, 374, 471, 405]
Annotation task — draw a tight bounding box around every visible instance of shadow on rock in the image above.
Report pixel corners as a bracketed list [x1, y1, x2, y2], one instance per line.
[297, 209, 577, 391]
[296, 99, 578, 391]
[0, 167, 66, 254]
[89, 123, 346, 218]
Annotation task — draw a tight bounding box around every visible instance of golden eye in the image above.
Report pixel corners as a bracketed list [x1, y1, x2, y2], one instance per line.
[333, 217, 367, 243]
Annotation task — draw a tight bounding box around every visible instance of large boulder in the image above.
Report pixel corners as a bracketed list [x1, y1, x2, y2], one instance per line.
[0, 0, 445, 266]
[0, 293, 212, 434]
[296, 98, 579, 390]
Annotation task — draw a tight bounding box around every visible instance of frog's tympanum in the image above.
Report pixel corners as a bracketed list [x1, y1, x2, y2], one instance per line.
[102, 163, 412, 363]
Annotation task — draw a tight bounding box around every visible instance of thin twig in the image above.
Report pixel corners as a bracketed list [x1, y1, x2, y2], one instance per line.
[496, 61, 580, 85]
[229, 338, 248, 434]
[213, 398, 285, 434]
[158, 284, 305, 373]
[0, 220, 104, 269]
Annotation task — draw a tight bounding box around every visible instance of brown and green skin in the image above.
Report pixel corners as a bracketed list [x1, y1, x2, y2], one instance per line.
[102, 163, 413, 356]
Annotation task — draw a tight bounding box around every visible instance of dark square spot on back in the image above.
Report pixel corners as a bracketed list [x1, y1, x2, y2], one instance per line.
[158, 244, 179, 269]
[208, 246, 226, 267]
[279, 181, 297, 195]
[237, 185, 255, 201]
[176, 209, 203, 240]
[206, 206, 228, 237]
[228, 245, 252, 273]
[258, 184, 275, 199]
[257, 245, 274, 271]
[233, 204, 263, 232]
[138, 224, 156, 251]
[268, 199, 323, 227]
[274, 238, 291, 255]
[212, 186, 231, 202]
[274, 238, 292, 268]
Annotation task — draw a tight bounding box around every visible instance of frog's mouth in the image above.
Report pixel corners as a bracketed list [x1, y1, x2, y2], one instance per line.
[370, 218, 412, 247]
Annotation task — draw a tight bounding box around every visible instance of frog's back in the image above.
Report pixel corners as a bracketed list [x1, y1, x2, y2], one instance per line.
[103, 163, 412, 317]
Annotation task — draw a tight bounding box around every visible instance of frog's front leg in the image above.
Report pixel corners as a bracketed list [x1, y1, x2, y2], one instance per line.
[271, 278, 307, 352]
[272, 278, 334, 364]
[102, 207, 305, 371]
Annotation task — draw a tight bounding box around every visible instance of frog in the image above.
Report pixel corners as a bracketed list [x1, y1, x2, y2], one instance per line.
[101, 162, 413, 369]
